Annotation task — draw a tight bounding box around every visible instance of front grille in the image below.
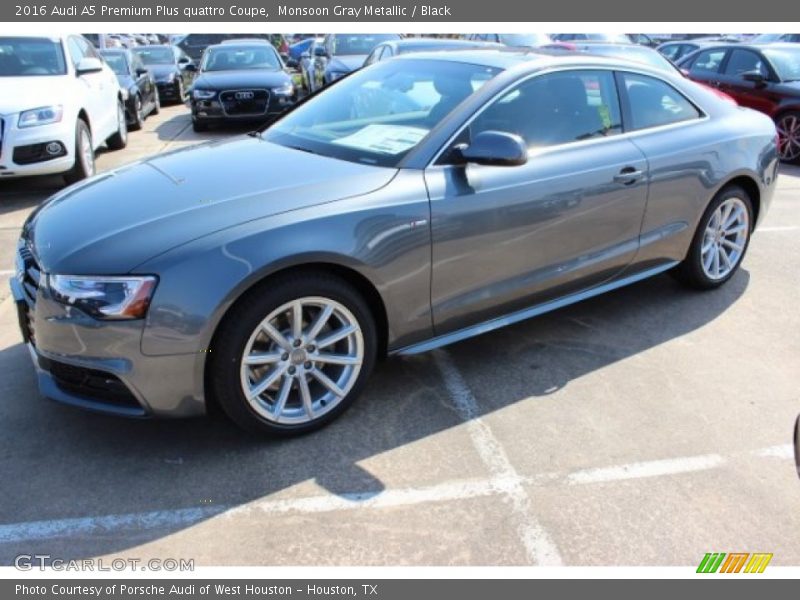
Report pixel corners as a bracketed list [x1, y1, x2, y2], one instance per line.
[18, 244, 42, 305]
[219, 89, 269, 116]
[39, 356, 143, 410]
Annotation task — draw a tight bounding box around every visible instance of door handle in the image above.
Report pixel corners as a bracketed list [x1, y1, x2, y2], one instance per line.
[613, 167, 644, 185]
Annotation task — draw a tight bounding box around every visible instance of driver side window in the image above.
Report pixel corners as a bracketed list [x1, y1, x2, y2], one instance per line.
[467, 70, 622, 149]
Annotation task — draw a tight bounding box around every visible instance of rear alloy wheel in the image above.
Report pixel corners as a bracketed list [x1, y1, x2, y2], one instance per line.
[63, 119, 95, 185]
[211, 274, 377, 435]
[674, 185, 753, 289]
[777, 111, 800, 164]
[106, 100, 128, 150]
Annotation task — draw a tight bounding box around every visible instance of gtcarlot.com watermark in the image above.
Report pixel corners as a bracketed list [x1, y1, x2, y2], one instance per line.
[14, 554, 194, 572]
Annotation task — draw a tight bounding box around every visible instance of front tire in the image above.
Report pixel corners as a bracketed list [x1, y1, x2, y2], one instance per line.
[210, 273, 377, 436]
[674, 185, 753, 290]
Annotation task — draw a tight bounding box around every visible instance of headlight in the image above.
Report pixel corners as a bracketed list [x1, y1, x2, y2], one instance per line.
[48, 274, 158, 320]
[18, 105, 63, 128]
[327, 71, 346, 82]
[272, 82, 294, 96]
[192, 89, 216, 100]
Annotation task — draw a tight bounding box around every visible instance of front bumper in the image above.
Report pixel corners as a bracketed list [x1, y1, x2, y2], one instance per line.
[9, 250, 206, 419]
[0, 114, 76, 179]
[190, 91, 294, 125]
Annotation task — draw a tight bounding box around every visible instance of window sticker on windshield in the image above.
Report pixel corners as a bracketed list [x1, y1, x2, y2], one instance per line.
[332, 124, 429, 154]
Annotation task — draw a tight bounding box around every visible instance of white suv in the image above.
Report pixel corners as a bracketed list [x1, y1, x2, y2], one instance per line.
[0, 35, 127, 184]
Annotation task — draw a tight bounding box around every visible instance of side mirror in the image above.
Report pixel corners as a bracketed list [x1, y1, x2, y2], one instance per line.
[742, 70, 766, 85]
[76, 57, 103, 75]
[455, 131, 528, 167]
[135, 67, 149, 77]
[286, 58, 298, 69]
[314, 46, 327, 57]
[182, 63, 197, 72]
[300, 51, 310, 59]
[178, 56, 190, 64]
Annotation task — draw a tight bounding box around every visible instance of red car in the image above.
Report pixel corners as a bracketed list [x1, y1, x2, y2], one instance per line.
[678, 43, 800, 163]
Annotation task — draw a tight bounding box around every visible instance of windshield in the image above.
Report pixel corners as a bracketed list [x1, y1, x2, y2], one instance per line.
[102, 53, 128, 75]
[263, 58, 501, 168]
[331, 34, 401, 56]
[201, 45, 280, 71]
[498, 34, 551, 47]
[763, 47, 800, 81]
[133, 47, 174, 65]
[0, 37, 67, 76]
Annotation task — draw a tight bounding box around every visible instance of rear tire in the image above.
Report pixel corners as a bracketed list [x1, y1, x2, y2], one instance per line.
[106, 100, 128, 150]
[129, 95, 143, 131]
[776, 111, 800, 164]
[210, 272, 377, 436]
[63, 119, 94, 185]
[673, 185, 753, 290]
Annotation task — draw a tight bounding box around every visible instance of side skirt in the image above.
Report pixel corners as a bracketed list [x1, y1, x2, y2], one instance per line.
[393, 261, 679, 356]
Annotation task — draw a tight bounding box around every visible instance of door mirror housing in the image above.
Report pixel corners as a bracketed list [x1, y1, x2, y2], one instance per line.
[455, 131, 528, 167]
[285, 58, 298, 69]
[76, 57, 103, 75]
[742, 70, 767, 85]
[314, 46, 327, 57]
[178, 56, 190, 64]
[135, 67, 149, 77]
[182, 63, 197, 72]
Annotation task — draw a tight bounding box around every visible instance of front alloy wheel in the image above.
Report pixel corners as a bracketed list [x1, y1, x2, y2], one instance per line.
[211, 273, 377, 435]
[240, 297, 364, 425]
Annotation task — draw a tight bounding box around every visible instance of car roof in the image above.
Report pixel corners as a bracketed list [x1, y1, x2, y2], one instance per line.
[385, 37, 497, 49]
[206, 41, 276, 50]
[394, 47, 668, 75]
[221, 38, 270, 44]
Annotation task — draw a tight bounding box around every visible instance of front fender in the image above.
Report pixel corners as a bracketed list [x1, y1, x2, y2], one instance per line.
[137, 169, 433, 358]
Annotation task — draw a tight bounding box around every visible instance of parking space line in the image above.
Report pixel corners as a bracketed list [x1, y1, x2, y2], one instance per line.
[757, 226, 800, 232]
[566, 454, 725, 485]
[0, 443, 792, 545]
[432, 350, 563, 566]
[0, 270, 14, 276]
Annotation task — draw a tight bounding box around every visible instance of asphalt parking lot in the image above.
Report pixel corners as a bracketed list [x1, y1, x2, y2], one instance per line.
[0, 103, 798, 567]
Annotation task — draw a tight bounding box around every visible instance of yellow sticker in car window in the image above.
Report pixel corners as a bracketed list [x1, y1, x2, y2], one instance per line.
[598, 104, 612, 130]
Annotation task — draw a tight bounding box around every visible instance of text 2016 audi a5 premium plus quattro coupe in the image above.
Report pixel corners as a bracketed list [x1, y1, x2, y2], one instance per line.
[11, 50, 778, 435]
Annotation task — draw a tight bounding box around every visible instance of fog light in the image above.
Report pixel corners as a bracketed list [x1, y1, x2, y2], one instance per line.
[46, 142, 63, 156]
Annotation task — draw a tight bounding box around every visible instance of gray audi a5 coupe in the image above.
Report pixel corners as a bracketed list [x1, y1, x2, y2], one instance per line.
[11, 50, 779, 435]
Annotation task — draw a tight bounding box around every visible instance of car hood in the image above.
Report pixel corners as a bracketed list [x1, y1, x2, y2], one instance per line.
[147, 64, 179, 80]
[327, 55, 367, 73]
[0, 75, 70, 114]
[192, 69, 290, 90]
[26, 137, 397, 274]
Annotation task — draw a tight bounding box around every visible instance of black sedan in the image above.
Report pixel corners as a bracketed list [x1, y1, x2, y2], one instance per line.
[132, 44, 195, 104]
[99, 48, 159, 130]
[189, 42, 296, 131]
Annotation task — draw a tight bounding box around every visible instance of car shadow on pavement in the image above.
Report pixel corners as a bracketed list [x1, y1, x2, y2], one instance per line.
[0, 268, 750, 561]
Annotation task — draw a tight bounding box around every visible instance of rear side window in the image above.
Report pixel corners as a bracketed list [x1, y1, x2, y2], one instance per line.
[469, 69, 622, 148]
[659, 44, 682, 61]
[723, 49, 768, 77]
[622, 72, 702, 131]
[688, 48, 725, 74]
